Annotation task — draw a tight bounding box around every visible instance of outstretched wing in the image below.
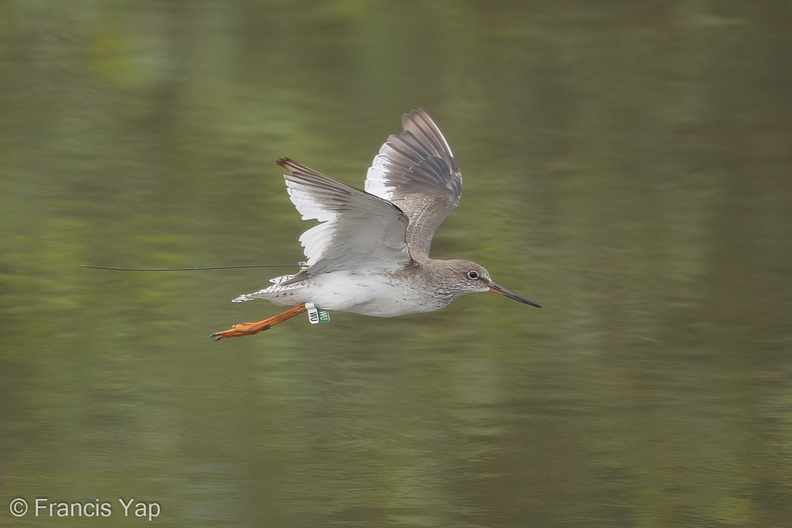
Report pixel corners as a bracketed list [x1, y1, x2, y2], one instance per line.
[365, 109, 462, 258]
[278, 158, 411, 279]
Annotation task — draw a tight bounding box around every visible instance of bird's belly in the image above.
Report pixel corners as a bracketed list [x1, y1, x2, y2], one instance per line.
[295, 271, 447, 317]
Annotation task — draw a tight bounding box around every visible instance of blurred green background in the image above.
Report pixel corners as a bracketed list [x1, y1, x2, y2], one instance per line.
[2, 1, 791, 527]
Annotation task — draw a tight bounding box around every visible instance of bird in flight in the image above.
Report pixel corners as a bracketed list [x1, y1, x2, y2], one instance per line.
[212, 109, 539, 340]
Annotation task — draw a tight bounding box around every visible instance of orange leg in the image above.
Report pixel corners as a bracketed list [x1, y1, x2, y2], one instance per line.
[212, 304, 308, 341]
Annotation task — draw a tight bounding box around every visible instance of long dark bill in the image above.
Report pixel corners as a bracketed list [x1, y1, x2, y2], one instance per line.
[489, 283, 541, 308]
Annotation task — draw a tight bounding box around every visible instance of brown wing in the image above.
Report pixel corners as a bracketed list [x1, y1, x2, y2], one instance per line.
[364, 109, 462, 259]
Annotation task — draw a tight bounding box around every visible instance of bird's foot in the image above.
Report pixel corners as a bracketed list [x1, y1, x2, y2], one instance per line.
[212, 304, 308, 341]
[211, 321, 271, 341]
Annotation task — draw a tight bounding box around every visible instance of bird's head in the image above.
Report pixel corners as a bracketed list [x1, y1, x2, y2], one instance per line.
[441, 260, 541, 307]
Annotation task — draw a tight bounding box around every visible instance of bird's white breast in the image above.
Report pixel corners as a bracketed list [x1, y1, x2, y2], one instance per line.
[285, 270, 448, 317]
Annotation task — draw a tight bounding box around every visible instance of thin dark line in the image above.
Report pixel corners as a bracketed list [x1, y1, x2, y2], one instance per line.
[80, 264, 297, 272]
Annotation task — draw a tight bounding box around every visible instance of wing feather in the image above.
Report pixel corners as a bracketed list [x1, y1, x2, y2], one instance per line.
[365, 109, 462, 258]
[278, 158, 411, 279]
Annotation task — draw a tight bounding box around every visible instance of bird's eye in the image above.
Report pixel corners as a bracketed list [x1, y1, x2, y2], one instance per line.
[467, 270, 479, 280]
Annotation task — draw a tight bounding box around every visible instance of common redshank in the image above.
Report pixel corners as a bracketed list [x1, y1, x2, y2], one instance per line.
[212, 109, 539, 340]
